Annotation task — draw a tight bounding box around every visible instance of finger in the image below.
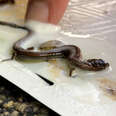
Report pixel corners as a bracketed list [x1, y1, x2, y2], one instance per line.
[27, 0, 49, 22]
[27, 0, 69, 24]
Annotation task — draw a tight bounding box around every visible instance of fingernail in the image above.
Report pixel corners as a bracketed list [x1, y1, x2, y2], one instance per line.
[27, 0, 49, 22]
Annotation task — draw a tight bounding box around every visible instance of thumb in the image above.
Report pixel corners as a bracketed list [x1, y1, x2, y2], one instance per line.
[48, 0, 69, 24]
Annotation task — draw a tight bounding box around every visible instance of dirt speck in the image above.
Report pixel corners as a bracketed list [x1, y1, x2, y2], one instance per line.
[98, 78, 116, 100]
[49, 65, 61, 78]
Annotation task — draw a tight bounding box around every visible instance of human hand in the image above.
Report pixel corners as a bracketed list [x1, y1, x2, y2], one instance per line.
[27, 0, 69, 24]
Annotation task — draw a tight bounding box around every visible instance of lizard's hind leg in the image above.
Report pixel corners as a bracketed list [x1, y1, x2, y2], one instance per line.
[1, 52, 17, 62]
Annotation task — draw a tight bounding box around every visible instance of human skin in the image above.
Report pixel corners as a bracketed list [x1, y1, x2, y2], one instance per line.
[27, 0, 69, 24]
